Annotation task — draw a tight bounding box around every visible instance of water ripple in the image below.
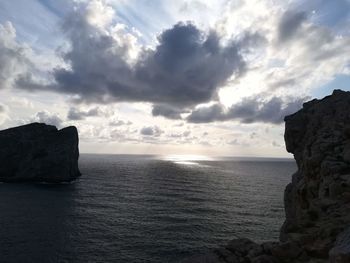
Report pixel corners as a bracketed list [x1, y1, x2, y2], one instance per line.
[0, 154, 296, 263]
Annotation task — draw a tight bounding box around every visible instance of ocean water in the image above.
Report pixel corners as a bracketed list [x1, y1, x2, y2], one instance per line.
[0, 154, 296, 263]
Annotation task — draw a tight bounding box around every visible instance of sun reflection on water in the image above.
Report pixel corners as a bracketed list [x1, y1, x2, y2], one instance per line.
[161, 155, 214, 165]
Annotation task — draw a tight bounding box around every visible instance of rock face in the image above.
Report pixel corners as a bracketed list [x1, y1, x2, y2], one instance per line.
[0, 123, 81, 183]
[181, 90, 350, 263]
[281, 89, 350, 261]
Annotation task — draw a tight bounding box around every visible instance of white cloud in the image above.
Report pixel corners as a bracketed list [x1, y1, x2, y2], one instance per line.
[29, 111, 64, 128]
[216, 1, 350, 108]
[0, 22, 31, 90]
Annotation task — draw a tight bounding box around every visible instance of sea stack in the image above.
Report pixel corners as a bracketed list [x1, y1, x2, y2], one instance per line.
[182, 90, 350, 263]
[0, 123, 81, 183]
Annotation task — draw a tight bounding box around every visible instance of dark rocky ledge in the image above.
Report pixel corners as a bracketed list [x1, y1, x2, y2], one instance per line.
[181, 90, 350, 263]
[0, 123, 81, 183]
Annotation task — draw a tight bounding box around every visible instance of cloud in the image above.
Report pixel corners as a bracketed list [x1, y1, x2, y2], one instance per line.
[187, 104, 224, 123]
[133, 24, 246, 107]
[0, 22, 33, 90]
[0, 103, 9, 125]
[278, 10, 307, 42]
[67, 107, 100, 120]
[168, 130, 191, 138]
[270, 8, 350, 93]
[17, 0, 251, 110]
[9, 97, 34, 108]
[109, 119, 132, 126]
[2, 0, 350, 131]
[250, 132, 257, 139]
[30, 111, 63, 128]
[152, 104, 184, 119]
[0, 104, 6, 113]
[0, 20, 59, 92]
[140, 126, 163, 136]
[187, 95, 307, 124]
[173, 122, 184, 127]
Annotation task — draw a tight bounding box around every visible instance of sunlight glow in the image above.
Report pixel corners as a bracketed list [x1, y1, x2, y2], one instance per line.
[162, 154, 214, 162]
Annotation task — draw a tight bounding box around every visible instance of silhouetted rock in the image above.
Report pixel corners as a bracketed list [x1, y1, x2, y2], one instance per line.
[0, 123, 81, 183]
[281, 89, 350, 261]
[180, 90, 350, 263]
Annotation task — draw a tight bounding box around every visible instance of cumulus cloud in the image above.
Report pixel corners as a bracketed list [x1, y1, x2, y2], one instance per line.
[140, 126, 163, 137]
[30, 111, 63, 128]
[187, 95, 307, 124]
[53, 20, 246, 106]
[67, 107, 100, 120]
[1, 0, 350, 130]
[17, 0, 254, 110]
[133, 24, 246, 107]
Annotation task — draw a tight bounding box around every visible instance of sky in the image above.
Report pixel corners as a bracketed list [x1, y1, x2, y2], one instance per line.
[0, 0, 349, 157]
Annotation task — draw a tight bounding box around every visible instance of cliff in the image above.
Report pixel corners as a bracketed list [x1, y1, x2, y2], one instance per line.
[281, 89, 350, 262]
[182, 90, 350, 263]
[0, 123, 81, 183]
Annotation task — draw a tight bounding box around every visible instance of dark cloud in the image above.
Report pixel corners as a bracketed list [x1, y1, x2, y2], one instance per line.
[187, 96, 307, 124]
[134, 25, 246, 107]
[52, 18, 246, 107]
[152, 104, 185, 119]
[278, 10, 307, 42]
[187, 104, 224, 123]
[67, 107, 99, 120]
[140, 126, 163, 136]
[14, 0, 252, 110]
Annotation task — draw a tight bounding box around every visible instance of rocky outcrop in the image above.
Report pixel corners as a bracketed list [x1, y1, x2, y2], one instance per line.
[0, 123, 81, 183]
[280, 89, 350, 261]
[181, 90, 350, 263]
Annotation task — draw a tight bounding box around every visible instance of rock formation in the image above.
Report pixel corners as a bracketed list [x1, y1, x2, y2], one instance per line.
[182, 90, 350, 263]
[0, 123, 81, 183]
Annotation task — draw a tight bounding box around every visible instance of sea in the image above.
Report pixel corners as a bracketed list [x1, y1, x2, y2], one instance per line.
[0, 154, 296, 263]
